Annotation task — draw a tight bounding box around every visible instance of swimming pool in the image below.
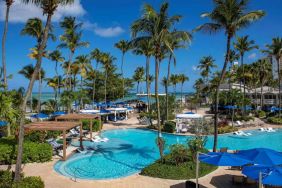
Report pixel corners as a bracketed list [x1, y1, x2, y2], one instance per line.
[54, 128, 282, 180]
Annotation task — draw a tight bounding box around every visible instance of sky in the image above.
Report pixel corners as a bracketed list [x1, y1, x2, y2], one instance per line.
[0, 0, 282, 93]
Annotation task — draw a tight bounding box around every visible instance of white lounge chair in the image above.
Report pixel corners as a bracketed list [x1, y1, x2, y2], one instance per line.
[266, 127, 275, 132]
[236, 121, 243, 127]
[259, 128, 266, 132]
[233, 131, 251, 136]
[91, 135, 109, 142]
[70, 129, 79, 137]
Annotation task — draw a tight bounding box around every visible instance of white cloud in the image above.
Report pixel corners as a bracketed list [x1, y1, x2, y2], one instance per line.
[248, 53, 257, 60]
[83, 21, 125, 38]
[192, 65, 199, 71]
[0, 0, 86, 23]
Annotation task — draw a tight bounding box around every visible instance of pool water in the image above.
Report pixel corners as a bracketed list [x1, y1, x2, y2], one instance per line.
[54, 128, 282, 180]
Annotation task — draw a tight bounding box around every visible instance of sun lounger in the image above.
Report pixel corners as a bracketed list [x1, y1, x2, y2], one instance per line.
[91, 135, 109, 142]
[266, 127, 275, 132]
[233, 131, 251, 136]
[259, 128, 266, 132]
[70, 129, 79, 137]
[76, 148, 88, 154]
[48, 140, 63, 151]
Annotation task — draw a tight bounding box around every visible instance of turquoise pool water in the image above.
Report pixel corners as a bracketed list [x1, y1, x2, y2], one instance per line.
[54, 128, 282, 180]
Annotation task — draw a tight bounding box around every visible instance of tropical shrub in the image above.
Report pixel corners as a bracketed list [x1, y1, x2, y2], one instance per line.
[0, 137, 52, 165]
[218, 126, 238, 134]
[82, 119, 103, 132]
[24, 130, 61, 143]
[187, 136, 207, 161]
[256, 110, 266, 118]
[0, 170, 44, 188]
[267, 117, 282, 124]
[163, 121, 176, 133]
[169, 144, 188, 165]
[189, 119, 214, 135]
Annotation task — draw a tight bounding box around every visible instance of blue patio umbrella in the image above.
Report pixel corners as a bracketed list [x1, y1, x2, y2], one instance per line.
[242, 165, 282, 186]
[199, 152, 253, 166]
[237, 148, 282, 166]
[52, 111, 66, 116]
[31, 113, 49, 119]
[185, 112, 195, 114]
[224, 105, 237, 110]
[242, 106, 253, 111]
[0, 121, 7, 127]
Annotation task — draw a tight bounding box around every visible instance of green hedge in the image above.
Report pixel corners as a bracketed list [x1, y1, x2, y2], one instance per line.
[163, 121, 176, 133]
[256, 110, 266, 118]
[0, 137, 52, 165]
[82, 119, 103, 132]
[267, 117, 282, 124]
[141, 154, 216, 179]
[24, 131, 61, 143]
[0, 170, 44, 188]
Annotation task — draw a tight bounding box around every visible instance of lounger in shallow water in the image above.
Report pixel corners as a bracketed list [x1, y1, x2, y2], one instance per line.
[233, 131, 251, 136]
[91, 136, 109, 142]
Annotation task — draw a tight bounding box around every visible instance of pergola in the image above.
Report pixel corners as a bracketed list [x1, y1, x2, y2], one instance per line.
[24, 121, 81, 161]
[55, 113, 101, 140]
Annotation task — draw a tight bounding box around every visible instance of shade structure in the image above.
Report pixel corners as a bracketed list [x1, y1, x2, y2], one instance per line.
[31, 113, 49, 119]
[241, 106, 253, 111]
[199, 152, 253, 166]
[242, 165, 282, 186]
[0, 121, 7, 126]
[237, 148, 282, 166]
[176, 113, 203, 119]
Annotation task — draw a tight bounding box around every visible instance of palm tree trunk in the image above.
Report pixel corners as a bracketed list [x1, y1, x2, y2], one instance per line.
[277, 58, 281, 116]
[67, 52, 74, 90]
[37, 72, 42, 113]
[121, 53, 125, 99]
[155, 57, 163, 160]
[213, 34, 232, 152]
[166, 56, 172, 121]
[137, 82, 139, 94]
[1, 4, 11, 90]
[55, 61, 59, 110]
[242, 54, 246, 116]
[146, 56, 150, 112]
[93, 62, 99, 102]
[14, 13, 53, 182]
[30, 92, 33, 112]
[181, 83, 183, 108]
[260, 82, 263, 107]
[105, 70, 107, 104]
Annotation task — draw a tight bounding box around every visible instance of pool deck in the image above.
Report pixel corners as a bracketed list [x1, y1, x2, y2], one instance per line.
[1, 109, 281, 188]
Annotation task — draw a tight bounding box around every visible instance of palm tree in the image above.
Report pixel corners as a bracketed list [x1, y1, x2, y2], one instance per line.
[100, 53, 116, 103]
[234, 35, 258, 114]
[131, 2, 190, 160]
[264, 38, 282, 111]
[48, 50, 65, 105]
[133, 67, 145, 94]
[46, 76, 59, 107]
[195, 0, 265, 151]
[1, 0, 14, 89]
[132, 39, 154, 112]
[197, 56, 217, 104]
[18, 64, 35, 112]
[115, 40, 131, 99]
[58, 16, 89, 89]
[15, 0, 75, 181]
[74, 55, 91, 108]
[257, 59, 272, 107]
[90, 48, 102, 102]
[170, 74, 179, 96]
[37, 68, 45, 113]
[178, 74, 189, 107]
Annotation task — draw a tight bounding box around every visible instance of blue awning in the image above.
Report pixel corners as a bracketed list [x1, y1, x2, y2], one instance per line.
[0, 121, 8, 127]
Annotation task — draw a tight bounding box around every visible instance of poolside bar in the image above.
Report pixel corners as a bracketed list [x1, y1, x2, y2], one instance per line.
[24, 121, 81, 161]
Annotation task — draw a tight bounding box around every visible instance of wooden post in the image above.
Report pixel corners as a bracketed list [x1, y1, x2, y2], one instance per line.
[90, 119, 93, 139]
[80, 122, 83, 149]
[196, 152, 199, 188]
[63, 130, 66, 161]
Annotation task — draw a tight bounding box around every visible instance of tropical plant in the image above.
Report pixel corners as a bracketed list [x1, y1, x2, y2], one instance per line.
[15, 0, 75, 181]
[131, 2, 191, 161]
[1, 0, 14, 89]
[132, 39, 154, 112]
[58, 16, 89, 89]
[170, 74, 179, 96]
[48, 50, 64, 105]
[90, 48, 102, 102]
[195, 0, 265, 151]
[178, 74, 189, 107]
[263, 38, 282, 111]
[115, 40, 131, 98]
[234, 35, 258, 114]
[133, 67, 145, 94]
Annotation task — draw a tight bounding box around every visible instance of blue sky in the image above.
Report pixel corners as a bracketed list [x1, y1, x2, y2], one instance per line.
[0, 0, 282, 93]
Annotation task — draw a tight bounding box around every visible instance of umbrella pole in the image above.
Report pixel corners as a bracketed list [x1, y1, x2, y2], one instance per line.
[259, 171, 262, 188]
[196, 151, 199, 188]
